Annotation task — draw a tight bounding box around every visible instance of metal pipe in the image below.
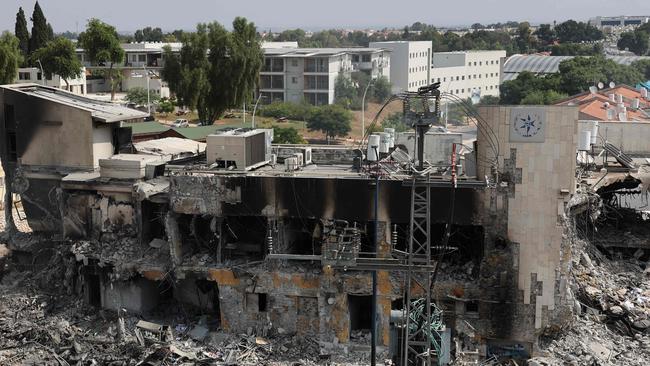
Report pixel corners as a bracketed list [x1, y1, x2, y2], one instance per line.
[252, 94, 266, 129]
[361, 79, 375, 141]
[371, 169, 379, 366]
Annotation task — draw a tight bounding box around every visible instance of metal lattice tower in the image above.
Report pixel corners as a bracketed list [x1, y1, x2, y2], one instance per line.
[402, 180, 437, 366]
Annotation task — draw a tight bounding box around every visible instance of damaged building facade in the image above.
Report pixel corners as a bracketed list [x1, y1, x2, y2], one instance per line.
[1, 84, 581, 364]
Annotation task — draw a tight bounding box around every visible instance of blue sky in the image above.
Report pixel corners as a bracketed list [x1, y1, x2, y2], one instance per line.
[2, 0, 650, 33]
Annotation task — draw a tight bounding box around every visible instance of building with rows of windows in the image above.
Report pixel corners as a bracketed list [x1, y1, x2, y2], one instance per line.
[259, 47, 390, 105]
[430, 50, 507, 100]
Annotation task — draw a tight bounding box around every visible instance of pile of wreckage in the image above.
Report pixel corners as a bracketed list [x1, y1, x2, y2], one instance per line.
[0, 214, 374, 366]
[529, 192, 650, 366]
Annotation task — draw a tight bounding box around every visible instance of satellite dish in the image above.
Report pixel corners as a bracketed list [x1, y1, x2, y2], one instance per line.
[598, 82, 605, 89]
[589, 86, 598, 94]
[609, 81, 616, 88]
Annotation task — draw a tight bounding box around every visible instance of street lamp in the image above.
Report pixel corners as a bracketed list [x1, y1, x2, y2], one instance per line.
[36, 59, 45, 86]
[251, 94, 267, 129]
[143, 65, 151, 115]
[361, 78, 376, 140]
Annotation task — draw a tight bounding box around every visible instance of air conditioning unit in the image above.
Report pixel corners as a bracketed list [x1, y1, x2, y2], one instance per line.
[303, 147, 312, 165]
[206, 129, 269, 170]
[285, 157, 299, 171]
[293, 153, 304, 166]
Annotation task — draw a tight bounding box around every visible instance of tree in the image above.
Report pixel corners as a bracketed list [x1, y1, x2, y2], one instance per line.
[273, 127, 305, 144]
[158, 98, 175, 115]
[479, 95, 500, 105]
[554, 20, 603, 43]
[471, 23, 485, 30]
[29, 1, 51, 55]
[372, 76, 392, 102]
[134, 27, 164, 42]
[558, 56, 643, 95]
[78, 19, 125, 100]
[307, 104, 352, 143]
[534, 24, 555, 45]
[0, 32, 23, 84]
[381, 112, 409, 132]
[125, 87, 160, 106]
[14, 7, 29, 62]
[631, 59, 650, 80]
[520, 90, 567, 105]
[334, 73, 357, 109]
[516, 22, 535, 54]
[617, 30, 649, 56]
[163, 18, 262, 124]
[31, 37, 82, 90]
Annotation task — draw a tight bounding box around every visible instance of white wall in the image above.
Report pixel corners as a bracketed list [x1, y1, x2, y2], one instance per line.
[92, 124, 114, 168]
[371, 41, 431, 93]
[579, 120, 650, 155]
[430, 51, 505, 99]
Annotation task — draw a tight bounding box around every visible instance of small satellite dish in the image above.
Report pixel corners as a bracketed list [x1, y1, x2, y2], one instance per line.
[609, 81, 616, 88]
[598, 82, 605, 89]
[589, 86, 598, 94]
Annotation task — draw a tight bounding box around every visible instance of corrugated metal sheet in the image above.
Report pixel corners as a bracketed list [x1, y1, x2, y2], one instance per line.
[502, 55, 650, 81]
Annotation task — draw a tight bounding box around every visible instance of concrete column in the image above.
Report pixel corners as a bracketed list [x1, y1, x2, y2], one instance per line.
[164, 212, 183, 266]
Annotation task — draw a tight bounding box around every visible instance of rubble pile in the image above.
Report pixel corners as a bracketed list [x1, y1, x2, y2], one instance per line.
[530, 226, 650, 365]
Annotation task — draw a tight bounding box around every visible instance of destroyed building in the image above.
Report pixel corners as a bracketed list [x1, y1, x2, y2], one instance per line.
[1, 83, 602, 364]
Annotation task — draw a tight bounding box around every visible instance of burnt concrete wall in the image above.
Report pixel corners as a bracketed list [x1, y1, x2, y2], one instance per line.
[170, 175, 482, 225]
[0, 88, 96, 169]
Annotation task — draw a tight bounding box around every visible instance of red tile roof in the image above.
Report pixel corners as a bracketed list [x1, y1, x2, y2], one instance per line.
[555, 85, 650, 121]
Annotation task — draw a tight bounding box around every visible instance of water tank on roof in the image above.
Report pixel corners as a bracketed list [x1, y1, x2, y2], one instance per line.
[641, 88, 649, 99]
[579, 130, 592, 151]
[384, 128, 395, 148]
[632, 98, 640, 109]
[609, 94, 616, 102]
[591, 121, 599, 145]
[379, 132, 390, 153]
[617, 94, 624, 103]
[367, 134, 381, 162]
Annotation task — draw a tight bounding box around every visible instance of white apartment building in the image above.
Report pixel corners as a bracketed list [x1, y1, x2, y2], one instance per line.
[260, 48, 390, 105]
[369, 41, 431, 93]
[16, 67, 87, 95]
[77, 42, 179, 96]
[430, 50, 506, 100]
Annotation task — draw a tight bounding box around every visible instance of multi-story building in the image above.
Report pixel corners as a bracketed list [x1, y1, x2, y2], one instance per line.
[76, 42, 180, 96]
[260, 48, 390, 105]
[16, 67, 87, 95]
[589, 15, 650, 28]
[430, 50, 506, 100]
[369, 41, 431, 93]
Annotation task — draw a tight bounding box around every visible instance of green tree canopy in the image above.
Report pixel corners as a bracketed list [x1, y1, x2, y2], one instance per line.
[372, 76, 392, 102]
[32, 37, 82, 89]
[631, 59, 650, 80]
[14, 7, 29, 62]
[381, 112, 409, 132]
[134, 27, 164, 42]
[78, 19, 125, 100]
[307, 104, 352, 143]
[534, 24, 556, 45]
[617, 30, 649, 56]
[163, 18, 262, 124]
[273, 127, 305, 144]
[125, 87, 160, 106]
[0, 32, 23, 84]
[554, 20, 603, 43]
[29, 1, 52, 55]
[334, 72, 357, 109]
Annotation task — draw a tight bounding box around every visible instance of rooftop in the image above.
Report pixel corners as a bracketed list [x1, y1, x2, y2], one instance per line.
[502, 55, 650, 81]
[555, 85, 650, 122]
[263, 47, 390, 58]
[1, 84, 148, 123]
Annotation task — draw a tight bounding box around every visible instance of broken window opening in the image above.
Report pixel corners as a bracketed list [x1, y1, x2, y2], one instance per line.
[431, 224, 485, 280]
[86, 274, 101, 307]
[222, 216, 268, 261]
[141, 201, 167, 244]
[258, 293, 268, 312]
[465, 300, 479, 314]
[348, 295, 372, 332]
[284, 219, 320, 255]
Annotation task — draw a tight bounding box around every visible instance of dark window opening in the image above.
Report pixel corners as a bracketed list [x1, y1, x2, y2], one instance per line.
[222, 216, 267, 261]
[6, 132, 17, 162]
[285, 219, 320, 255]
[431, 224, 485, 279]
[195, 279, 220, 315]
[141, 201, 166, 244]
[391, 297, 404, 311]
[348, 295, 372, 331]
[258, 293, 268, 312]
[465, 300, 479, 314]
[86, 274, 101, 307]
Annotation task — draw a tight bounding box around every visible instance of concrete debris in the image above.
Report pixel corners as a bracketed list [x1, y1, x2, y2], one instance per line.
[529, 216, 650, 366]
